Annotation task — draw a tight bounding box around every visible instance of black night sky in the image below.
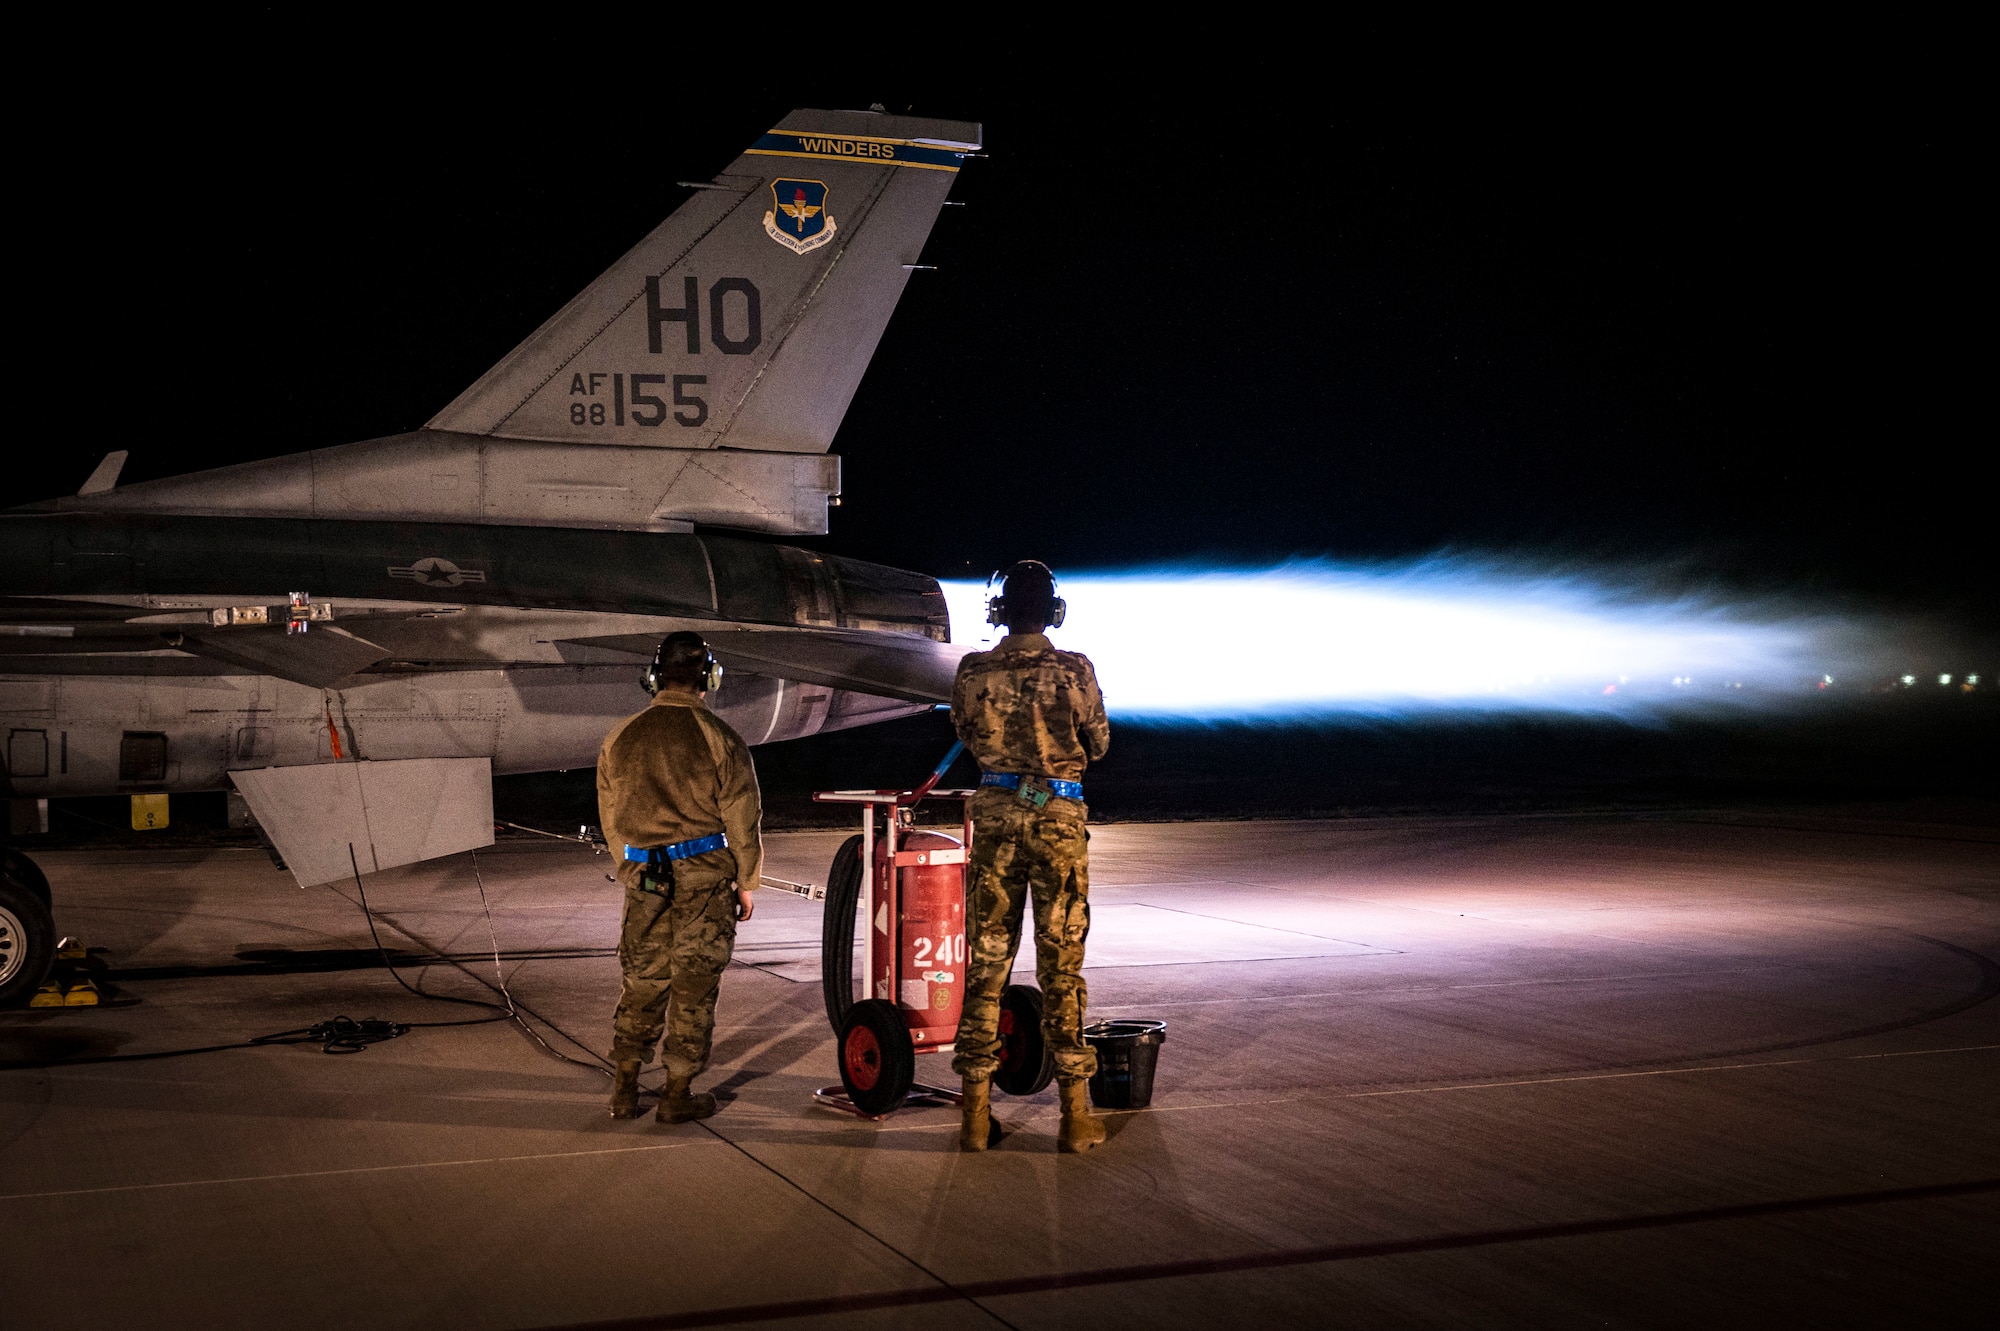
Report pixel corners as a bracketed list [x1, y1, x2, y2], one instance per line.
[15, 62, 1992, 818]
[20, 74, 1982, 609]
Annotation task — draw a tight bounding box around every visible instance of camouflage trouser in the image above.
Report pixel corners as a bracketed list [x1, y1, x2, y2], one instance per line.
[952, 788, 1098, 1084]
[610, 864, 738, 1080]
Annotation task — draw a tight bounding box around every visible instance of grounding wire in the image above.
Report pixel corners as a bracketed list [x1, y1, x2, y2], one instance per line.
[0, 853, 518, 1070]
[468, 849, 515, 1013]
[14, 834, 1013, 1324]
[332, 851, 616, 1080]
[343, 845, 512, 1029]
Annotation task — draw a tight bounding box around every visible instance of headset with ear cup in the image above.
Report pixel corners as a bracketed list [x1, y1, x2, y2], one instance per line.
[985, 560, 1067, 630]
[643, 631, 724, 696]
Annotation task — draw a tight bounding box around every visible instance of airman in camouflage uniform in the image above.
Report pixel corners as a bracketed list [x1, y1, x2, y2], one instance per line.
[599, 632, 762, 1124]
[951, 561, 1111, 1153]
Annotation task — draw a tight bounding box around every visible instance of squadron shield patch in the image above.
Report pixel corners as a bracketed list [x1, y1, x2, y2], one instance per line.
[763, 179, 836, 255]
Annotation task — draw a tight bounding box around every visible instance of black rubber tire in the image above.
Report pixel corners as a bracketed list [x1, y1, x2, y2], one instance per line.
[2, 849, 51, 909]
[837, 998, 914, 1116]
[0, 872, 56, 1007]
[993, 982, 1057, 1096]
[820, 834, 864, 1035]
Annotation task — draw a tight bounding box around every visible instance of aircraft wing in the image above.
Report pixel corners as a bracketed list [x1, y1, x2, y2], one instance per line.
[1, 599, 402, 688]
[176, 626, 393, 688]
[564, 626, 971, 705]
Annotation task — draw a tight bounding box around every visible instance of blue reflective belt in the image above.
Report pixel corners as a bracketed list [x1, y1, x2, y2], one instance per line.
[623, 832, 729, 863]
[979, 772, 1084, 800]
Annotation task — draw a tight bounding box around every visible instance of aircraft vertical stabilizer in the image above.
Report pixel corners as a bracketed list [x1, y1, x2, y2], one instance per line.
[426, 109, 981, 455]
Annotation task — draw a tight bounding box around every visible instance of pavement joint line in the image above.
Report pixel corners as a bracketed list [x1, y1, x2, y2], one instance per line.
[377, 902, 1024, 1331]
[1845, 1042, 1999, 1060]
[35, 1044, 1992, 1112]
[1088, 966, 1779, 1009]
[1109, 900, 1386, 949]
[0, 1138, 723, 1203]
[536, 1178, 2000, 1330]
[1334, 1043, 2000, 1099]
[821, 1045, 2000, 1129]
[851, 1095, 1309, 1135]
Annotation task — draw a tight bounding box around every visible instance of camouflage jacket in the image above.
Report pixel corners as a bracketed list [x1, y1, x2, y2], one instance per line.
[951, 633, 1110, 783]
[597, 690, 763, 892]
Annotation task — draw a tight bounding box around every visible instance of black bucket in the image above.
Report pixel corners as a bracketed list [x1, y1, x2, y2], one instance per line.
[1083, 1020, 1167, 1110]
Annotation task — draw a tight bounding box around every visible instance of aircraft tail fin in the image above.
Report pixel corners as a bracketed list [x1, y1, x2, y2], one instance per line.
[427, 109, 980, 455]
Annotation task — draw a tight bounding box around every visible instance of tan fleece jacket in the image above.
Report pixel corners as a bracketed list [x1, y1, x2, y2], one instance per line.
[596, 689, 763, 892]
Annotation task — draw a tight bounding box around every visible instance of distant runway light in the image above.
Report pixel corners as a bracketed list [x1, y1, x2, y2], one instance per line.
[941, 561, 1867, 719]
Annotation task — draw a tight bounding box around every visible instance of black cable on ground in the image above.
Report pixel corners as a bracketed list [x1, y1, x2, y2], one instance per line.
[0, 854, 516, 1071]
[0, 1017, 414, 1069]
[6, 841, 616, 1083]
[465, 849, 617, 1079]
[344, 845, 511, 1030]
[325, 847, 615, 1080]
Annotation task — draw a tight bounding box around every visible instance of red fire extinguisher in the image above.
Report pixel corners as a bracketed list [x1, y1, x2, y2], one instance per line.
[814, 742, 1056, 1118]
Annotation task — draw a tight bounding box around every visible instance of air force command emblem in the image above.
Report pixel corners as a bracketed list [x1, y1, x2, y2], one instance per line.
[762, 179, 836, 255]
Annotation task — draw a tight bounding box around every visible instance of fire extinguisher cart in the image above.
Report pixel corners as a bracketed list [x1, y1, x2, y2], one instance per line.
[812, 745, 1058, 1119]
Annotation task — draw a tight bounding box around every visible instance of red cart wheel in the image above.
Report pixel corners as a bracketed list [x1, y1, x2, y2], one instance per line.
[838, 998, 914, 1115]
[993, 983, 1056, 1096]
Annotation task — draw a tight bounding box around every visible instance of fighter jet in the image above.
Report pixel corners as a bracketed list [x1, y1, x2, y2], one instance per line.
[0, 109, 982, 1003]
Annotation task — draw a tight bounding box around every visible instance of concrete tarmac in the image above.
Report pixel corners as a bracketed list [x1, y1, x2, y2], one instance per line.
[2, 808, 1996, 1328]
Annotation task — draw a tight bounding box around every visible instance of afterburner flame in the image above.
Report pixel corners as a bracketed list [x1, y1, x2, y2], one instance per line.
[942, 561, 1857, 719]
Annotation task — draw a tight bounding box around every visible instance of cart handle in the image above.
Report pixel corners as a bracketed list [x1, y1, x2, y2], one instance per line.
[899, 740, 965, 806]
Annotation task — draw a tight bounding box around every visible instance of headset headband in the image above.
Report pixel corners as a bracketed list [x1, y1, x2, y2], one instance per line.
[643, 633, 724, 696]
[985, 561, 1067, 630]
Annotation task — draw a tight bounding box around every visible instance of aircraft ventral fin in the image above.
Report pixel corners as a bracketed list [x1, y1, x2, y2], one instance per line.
[78, 451, 127, 496]
[427, 108, 981, 455]
[564, 626, 970, 705]
[230, 758, 494, 889]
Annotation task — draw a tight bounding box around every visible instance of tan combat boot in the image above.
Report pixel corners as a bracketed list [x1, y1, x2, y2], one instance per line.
[608, 1059, 643, 1119]
[656, 1074, 718, 1124]
[959, 1077, 997, 1152]
[1057, 1078, 1106, 1153]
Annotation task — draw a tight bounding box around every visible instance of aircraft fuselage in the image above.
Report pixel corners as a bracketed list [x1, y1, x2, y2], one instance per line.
[0, 513, 947, 801]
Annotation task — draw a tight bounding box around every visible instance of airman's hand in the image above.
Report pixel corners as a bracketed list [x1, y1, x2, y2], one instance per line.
[735, 886, 755, 921]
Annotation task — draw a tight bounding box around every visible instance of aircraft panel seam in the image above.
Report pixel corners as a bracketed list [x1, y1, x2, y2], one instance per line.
[345, 759, 379, 875]
[709, 168, 899, 443]
[684, 457, 781, 520]
[481, 183, 760, 437]
[696, 539, 720, 612]
[760, 676, 786, 745]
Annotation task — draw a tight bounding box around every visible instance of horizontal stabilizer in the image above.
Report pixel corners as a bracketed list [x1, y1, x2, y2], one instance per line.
[179, 626, 392, 688]
[35, 434, 842, 536]
[230, 758, 494, 888]
[565, 626, 970, 704]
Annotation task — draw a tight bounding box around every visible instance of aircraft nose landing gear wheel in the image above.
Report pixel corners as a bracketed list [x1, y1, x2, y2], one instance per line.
[993, 983, 1057, 1096]
[0, 873, 57, 1007]
[837, 998, 915, 1117]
